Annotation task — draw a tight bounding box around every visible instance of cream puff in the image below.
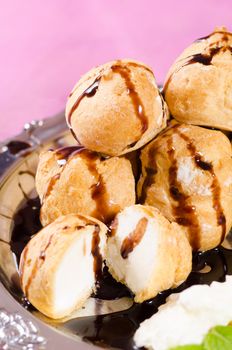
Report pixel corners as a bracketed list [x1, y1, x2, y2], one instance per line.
[138, 122, 232, 251]
[106, 205, 192, 303]
[19, 214, 107, 319]
[164, 27, 232, 131]
[66, 59, 168, 156]
[36, 146, 135, 226]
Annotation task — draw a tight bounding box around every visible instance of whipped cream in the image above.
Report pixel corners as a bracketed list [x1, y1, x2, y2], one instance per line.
[134, 276, 232, 350]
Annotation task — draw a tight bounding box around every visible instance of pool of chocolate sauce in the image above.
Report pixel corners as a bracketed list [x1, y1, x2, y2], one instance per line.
[10, 195, 232, 349]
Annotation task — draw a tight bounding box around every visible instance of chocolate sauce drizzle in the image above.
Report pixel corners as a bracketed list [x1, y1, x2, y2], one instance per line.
[195, 30, 232, 43]
[93, 265, 131, 300]
[139, 144, 158, 204]
[43, 146, 117, 223]
[188, 32, 232, 65]
[140, 124, 226, 249]
[0, 212, 12, 220]
[9, 195, 232, 350]
[39, 234, 54, 261]
[111, 63, 148, 134]
[23, 233, 55, 298]
[127, 62, 154, 75]
[167, 136, 201, 250]
[175, 127, 226, 243]
[91, 225, 103, 282]
[55, 145, 85, 159]
[67, 61, 152, 143]
[67, 76, 101, 128]
[44, 173, 60, 200]
[4, 140, 31, 155]
[164, 31, 232, 91]
[120, 217, 148, 259]
[0, 237, 9, 244]
[43, 146, 84, 202]
[11, 197, 42, 264]
[79, 150, 118, 223]
[186, 46, 223, 66]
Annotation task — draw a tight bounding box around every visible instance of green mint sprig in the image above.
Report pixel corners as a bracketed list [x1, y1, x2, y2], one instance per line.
[170, 325, 232, 350]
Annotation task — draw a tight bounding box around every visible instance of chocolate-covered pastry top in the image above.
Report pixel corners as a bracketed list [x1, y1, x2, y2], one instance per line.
[164, 27, 232, 131]
[66, 59, 168, 156]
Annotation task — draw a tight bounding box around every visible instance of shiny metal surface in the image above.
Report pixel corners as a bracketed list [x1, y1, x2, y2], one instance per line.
[0, 308, 46, 349]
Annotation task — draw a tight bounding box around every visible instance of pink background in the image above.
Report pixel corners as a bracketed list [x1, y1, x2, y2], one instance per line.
[0, 0, 231, 141]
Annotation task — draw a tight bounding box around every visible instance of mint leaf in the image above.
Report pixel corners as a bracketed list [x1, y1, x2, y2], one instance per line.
[203, 326, 232, 350]
[168, 325, 232, 350]
[170, 345, 204, 350]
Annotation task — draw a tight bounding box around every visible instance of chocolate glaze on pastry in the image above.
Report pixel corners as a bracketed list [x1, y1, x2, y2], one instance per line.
[164, 27, 232, 131]
[66, 59, 168, 156]
[36, 146, 135, 226]
[138, 122, 232, 251]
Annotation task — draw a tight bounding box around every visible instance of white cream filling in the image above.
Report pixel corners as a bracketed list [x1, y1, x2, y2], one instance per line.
[106, 206, 159, 295]
[134, 276, 232, 350]
[54, 232, 95, 314]
[177, 157, 211, 195]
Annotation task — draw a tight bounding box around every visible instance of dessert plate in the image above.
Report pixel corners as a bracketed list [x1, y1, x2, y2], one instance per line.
[0, 112, 232, 350]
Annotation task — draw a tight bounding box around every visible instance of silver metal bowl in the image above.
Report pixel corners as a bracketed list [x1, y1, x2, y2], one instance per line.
[1, 112, 232, 350]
